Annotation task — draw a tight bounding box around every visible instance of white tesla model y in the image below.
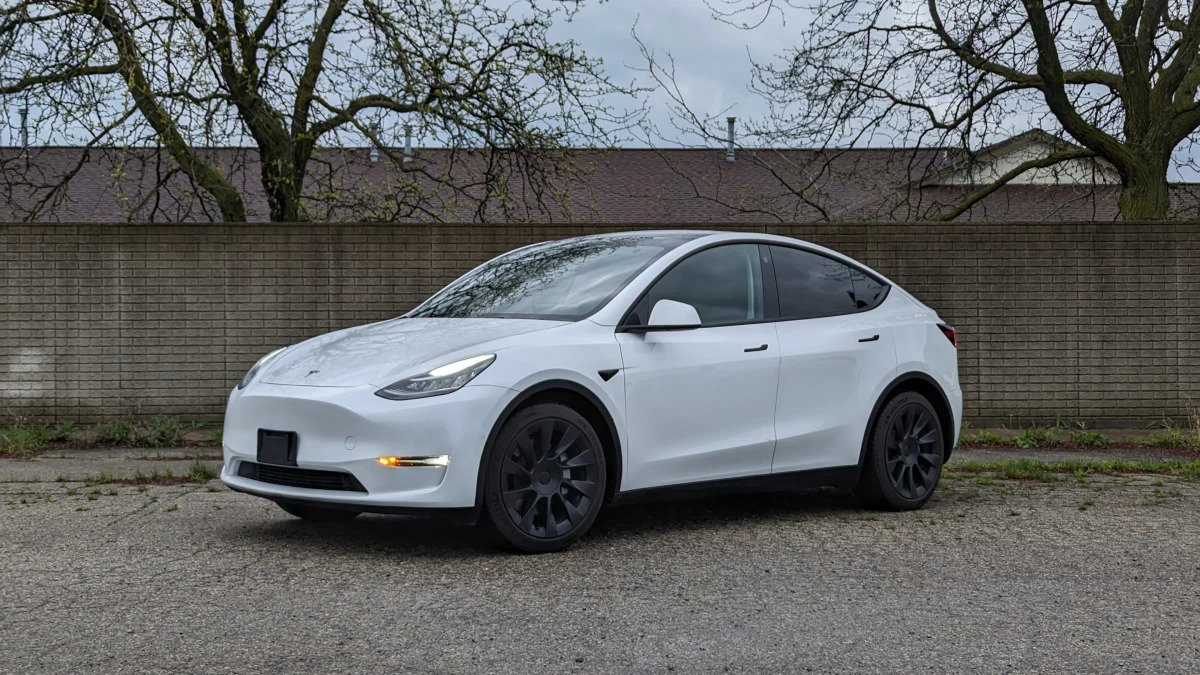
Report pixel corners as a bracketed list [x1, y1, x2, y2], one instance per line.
[222, 231, 961, 552]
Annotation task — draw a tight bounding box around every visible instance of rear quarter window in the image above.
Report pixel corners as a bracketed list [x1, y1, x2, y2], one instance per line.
[769, 245, 889, 319]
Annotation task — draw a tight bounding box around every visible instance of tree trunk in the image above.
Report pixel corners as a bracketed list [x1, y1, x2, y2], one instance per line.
[1117, 159, 1171, 220]
[260, 151, 304, 222]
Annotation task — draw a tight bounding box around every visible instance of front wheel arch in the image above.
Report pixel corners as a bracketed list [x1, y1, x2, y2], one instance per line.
[476, 379, 623, 510]
[857, 372, 956, 472]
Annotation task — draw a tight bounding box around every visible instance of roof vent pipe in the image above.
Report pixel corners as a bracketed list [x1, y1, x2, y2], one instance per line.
[726, 116, 736, 162]
[19, 106, 29, 152]
[403, 124, 413, 163]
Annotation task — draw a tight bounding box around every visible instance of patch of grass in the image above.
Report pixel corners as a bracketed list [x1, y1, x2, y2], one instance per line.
[1070, 430, 1109, 447]
[1015, 426, 1057, 449]
[203, 429, 223, 446]
[165, 504, 178, 513]
[948, 458, 1200, 481]
[80, 467, 197, 487]
[1141, 426, 1198, 451]
[136, 417, 201, 448]
[960, 429, 1004, 445]
[184, 461, 219, 483]
[46, 421, 77, 442]
[0, 423, 49, 456]
[94, 420, 135, 446]
[75, 506, 89, 512]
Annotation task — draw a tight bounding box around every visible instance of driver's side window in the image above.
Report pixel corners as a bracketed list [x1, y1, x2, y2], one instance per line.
[634, 244, 765, 326]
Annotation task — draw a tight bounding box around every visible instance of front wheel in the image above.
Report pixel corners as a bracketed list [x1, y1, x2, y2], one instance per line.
[276, 501, 362, 522]
[855, 391, 945, 510]
[482, 403, 607, 553]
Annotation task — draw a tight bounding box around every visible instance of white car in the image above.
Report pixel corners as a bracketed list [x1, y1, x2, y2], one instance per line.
[222, 231, 961, 552]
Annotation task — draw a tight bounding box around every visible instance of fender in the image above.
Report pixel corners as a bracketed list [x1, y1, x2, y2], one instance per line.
[857, 371, 956, 471]
[474, 378, 624, 510]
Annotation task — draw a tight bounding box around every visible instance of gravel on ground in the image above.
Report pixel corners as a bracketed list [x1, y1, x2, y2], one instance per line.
[1, 449, 1198, 673]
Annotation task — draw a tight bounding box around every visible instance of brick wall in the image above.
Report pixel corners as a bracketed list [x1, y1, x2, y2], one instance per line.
[2, 222, 1197, 426]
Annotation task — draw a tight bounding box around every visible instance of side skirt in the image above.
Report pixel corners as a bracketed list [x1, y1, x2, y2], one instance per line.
[609, 465, 861, 506]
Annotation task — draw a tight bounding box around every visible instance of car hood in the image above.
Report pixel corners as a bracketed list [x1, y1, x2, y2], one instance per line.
[259, 317, 564, 387]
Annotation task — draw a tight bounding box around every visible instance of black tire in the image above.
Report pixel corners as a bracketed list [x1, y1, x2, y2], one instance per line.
[855, 391, 945, 510]
[276, 501, 362, 522]
[482, 403, 607, 553]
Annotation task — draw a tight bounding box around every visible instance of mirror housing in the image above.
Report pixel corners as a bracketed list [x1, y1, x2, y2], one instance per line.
[619, 299, 702, 332]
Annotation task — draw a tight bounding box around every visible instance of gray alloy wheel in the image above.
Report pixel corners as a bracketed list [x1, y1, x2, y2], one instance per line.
[855, 391, 945, 510]
[483, 402, 607, 553]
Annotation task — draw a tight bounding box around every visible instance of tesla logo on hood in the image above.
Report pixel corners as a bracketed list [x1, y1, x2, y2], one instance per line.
[306, 370, 320, 377]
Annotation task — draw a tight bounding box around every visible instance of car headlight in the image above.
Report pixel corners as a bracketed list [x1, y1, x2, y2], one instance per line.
[238, 347, 288, 389]
[375, 354, 496, 400]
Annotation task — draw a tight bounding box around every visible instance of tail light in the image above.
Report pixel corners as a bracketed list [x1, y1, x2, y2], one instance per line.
[938, 324, 957, 348]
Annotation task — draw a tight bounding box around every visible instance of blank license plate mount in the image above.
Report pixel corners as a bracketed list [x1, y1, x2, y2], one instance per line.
[257, 429, 298, 466]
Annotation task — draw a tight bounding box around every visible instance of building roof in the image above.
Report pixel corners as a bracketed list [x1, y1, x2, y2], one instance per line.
[1, 133, 1194, 222]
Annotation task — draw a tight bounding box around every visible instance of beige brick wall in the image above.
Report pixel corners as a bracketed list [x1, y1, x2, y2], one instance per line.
[2, 222, 1197, 426]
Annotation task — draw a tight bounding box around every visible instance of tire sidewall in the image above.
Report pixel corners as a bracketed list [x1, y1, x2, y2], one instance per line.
[869, 392, 945, 509]
[482, 403, 607, 553]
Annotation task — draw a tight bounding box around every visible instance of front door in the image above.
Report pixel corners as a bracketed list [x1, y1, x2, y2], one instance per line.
[616, 244, 780, 490]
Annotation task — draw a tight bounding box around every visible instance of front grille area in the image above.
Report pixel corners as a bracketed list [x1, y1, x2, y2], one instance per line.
[237, 462, 368, 493]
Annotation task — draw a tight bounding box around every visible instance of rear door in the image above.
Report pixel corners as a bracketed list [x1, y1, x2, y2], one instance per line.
[616, 244, 780, 490]
[768, 245, 898, 472]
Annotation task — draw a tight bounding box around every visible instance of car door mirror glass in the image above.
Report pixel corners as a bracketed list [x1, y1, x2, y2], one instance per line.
[646, 299, 702, 328]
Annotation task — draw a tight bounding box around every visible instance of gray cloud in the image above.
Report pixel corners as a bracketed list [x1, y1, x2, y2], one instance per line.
[550, 0, 798, 146]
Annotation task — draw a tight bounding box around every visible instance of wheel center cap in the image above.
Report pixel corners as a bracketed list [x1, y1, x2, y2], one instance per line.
[532, 462, 561, 496]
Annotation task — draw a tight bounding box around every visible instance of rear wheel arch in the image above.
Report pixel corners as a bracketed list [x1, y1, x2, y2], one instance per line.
[477, 379, 623, 508]
[858, 372, 956, 468]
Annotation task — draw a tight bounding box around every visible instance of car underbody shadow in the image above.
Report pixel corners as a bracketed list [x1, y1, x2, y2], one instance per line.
[589, 487, 861, 540]
[232, 488, 864, 556]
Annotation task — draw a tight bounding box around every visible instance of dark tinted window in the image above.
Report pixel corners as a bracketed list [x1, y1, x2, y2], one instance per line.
[771, 246, 886, 319]
[849, 270, 885, 309]
[409, 234, 697, 320]
[642, 244, 764, 325]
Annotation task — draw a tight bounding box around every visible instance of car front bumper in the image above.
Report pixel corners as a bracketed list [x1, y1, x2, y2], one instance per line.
[220, 382, 515, 510]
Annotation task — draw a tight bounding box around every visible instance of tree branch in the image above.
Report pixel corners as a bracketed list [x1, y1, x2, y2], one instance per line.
[934, 148, 1099, 221]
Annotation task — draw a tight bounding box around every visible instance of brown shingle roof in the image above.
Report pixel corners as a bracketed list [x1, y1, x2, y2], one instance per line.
[0, 144, 1192, 222]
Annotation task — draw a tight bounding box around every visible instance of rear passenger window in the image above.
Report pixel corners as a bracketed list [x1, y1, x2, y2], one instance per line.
[770, 246, 887, 319]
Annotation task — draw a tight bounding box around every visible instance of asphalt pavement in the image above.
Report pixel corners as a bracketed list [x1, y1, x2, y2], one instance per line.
[1, 448, 1198, 673]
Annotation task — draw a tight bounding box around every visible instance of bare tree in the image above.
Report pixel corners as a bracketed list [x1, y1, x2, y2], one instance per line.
[644, 0, 1200, 220]
[0, 0, 634, 222]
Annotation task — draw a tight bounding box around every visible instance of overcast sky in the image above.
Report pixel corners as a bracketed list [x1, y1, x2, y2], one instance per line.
[549, 0, 796, 147]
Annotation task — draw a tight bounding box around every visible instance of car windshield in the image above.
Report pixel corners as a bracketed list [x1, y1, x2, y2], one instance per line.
[409, 234, 698, 321]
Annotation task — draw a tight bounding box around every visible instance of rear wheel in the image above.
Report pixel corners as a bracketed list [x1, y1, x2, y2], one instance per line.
[855, 391, 945, 510]
[276, 502, 361, 522]
[483, 403, 607, 553]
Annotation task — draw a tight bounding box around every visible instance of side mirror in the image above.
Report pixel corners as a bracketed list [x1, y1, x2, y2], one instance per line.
[619, 299, 702, 333]
[648, 300, 701, 327]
